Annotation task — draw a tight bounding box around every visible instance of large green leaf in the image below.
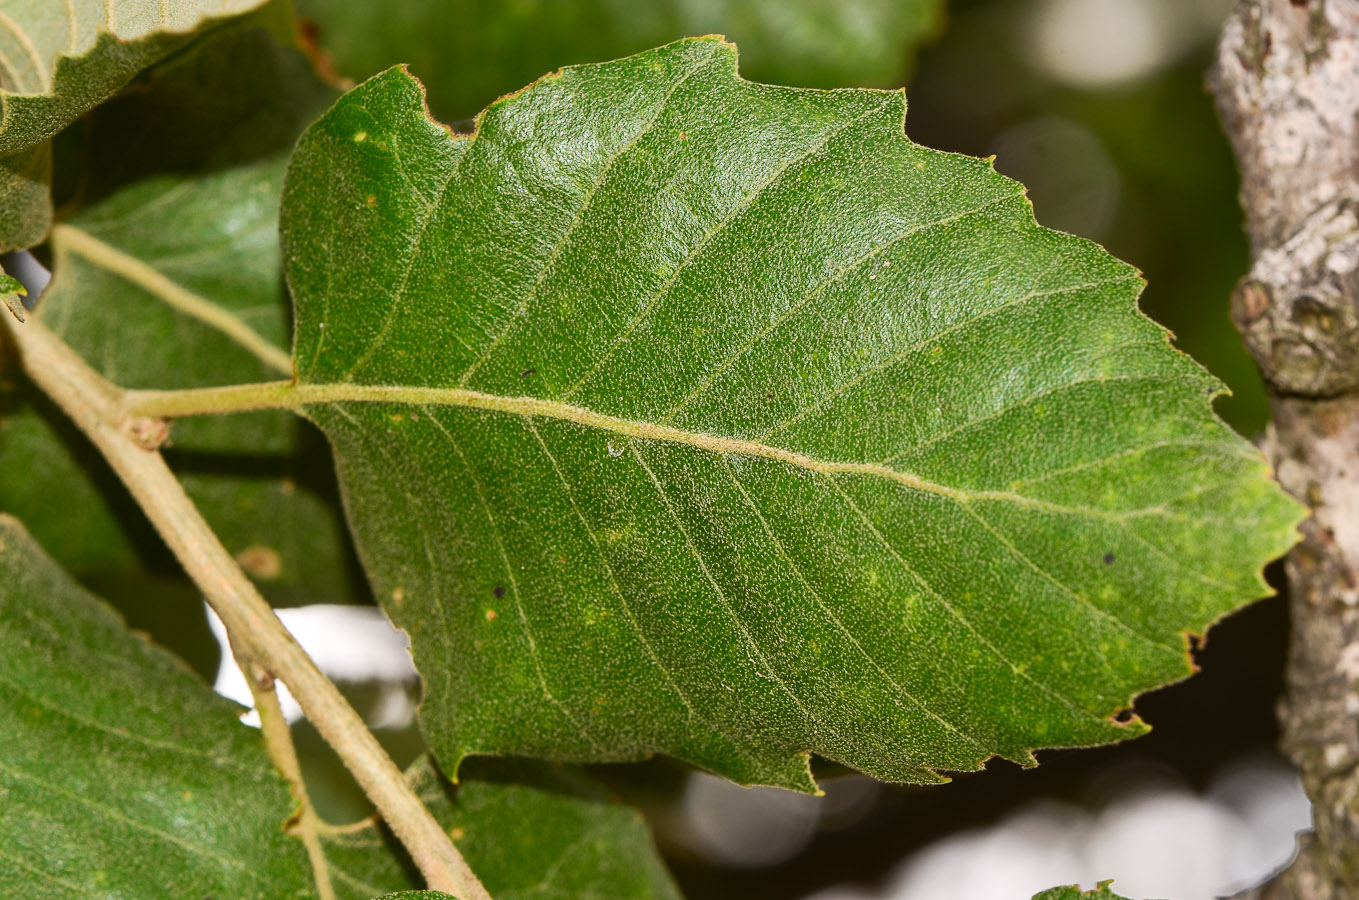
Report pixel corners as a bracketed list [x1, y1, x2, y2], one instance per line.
[323, 756, 682, 900]
[0, 514, 316, 898]
[295, 0, 944, 122]
[280, 38, 1302, 792]
[0, 23, 358, 608]
[0, 0, 270, 249]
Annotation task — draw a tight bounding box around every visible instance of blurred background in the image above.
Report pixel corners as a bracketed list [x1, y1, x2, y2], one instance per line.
[7, 0, 1307, 897]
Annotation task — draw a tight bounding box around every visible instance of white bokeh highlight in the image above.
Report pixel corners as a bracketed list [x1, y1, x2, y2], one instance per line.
[1023, 0, 1234, 89]
[801, 759, 1309, 900]
[208, 602, 418, 729]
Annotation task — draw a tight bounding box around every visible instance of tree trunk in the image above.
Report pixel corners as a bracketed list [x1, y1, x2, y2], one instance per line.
[1213, 2, 1359, 898]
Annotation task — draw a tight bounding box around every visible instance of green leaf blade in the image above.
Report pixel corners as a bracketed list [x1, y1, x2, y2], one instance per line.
[0, 0, 268, 155]
[0, 516, 315, 898]
[0, 0, 271, 248]
[282, 39, 1303, 791]
[1, 517, 678, 899]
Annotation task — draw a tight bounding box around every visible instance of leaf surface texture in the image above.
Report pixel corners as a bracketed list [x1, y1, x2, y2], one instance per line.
[0, 515, 316, 898]
[280, 38, 1303, 790]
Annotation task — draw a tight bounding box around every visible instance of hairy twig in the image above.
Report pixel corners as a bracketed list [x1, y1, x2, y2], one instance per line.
[1, 313, 490, 900]
[245, 662, 336, 900]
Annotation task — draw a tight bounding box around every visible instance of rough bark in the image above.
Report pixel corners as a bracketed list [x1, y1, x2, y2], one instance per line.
[1213, 2, 1359, 898]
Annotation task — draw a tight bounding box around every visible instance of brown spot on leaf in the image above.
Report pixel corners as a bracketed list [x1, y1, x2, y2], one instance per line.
[236, 545, 283, 580]
[493, 584, 506, 599]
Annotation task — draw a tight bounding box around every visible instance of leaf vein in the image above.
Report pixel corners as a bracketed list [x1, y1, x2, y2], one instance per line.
[825, 473, 1107, 726]
[629, 441, 839, 744]
[661, 188, 1023, 423]
[458, 43, 723, 389]
[724, 457, 992, 760]
[559, 93, 896, 403]
[0, 671, 265, 775]
[526, 418, 756, 762]
[760, 271, 1136, 443]
[0, 759, 252, 873]
[426, 409, 606, 754]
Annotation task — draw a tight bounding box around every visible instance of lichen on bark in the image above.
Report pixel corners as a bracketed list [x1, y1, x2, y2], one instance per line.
[1213, 2, 1359, 897]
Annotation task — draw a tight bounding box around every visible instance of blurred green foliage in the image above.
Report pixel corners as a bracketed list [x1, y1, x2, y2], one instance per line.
[294, 0, 944, 122]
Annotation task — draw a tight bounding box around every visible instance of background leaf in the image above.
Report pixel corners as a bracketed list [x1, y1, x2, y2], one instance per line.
[280, 39, 1302, 792]
[0, 0, 270, 249]
[323, 756, 682, 900]
[0, 514, 316, 898]
[294, 0, 945, 122]
[0, 515, 679, 899]
[0, 22, 360, 621]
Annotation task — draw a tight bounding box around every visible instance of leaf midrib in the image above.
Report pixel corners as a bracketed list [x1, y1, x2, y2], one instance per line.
[190, 377, 1222, 529]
